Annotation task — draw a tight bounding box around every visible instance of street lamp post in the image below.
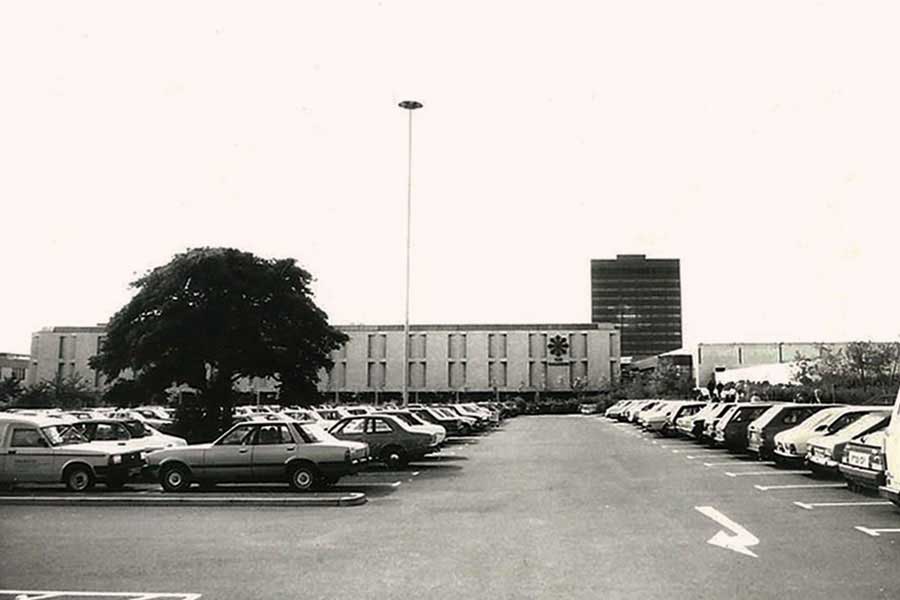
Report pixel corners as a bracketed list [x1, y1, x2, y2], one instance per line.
[398, 100, 423, 408]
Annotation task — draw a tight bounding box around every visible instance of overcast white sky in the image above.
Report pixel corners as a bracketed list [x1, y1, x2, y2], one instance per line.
[3, 1, 900, 355]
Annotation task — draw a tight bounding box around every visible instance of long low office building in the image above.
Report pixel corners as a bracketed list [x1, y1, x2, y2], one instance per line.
[27, 322, 622, 401]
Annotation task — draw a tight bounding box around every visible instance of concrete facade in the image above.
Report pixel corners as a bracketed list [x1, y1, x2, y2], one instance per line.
[319, 323, 621, 395]
[26, 322, 621, 397]
[0, 353, 30, 382]
[26, 326, 108, 389]
[695, 341, 849, 386]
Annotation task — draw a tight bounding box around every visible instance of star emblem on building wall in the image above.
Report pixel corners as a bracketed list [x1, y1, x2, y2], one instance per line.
[548, 335, 569, 360]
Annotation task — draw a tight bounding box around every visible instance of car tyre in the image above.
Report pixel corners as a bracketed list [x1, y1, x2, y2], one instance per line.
[160, 464, 192, 493]
[288, 463, 318, 492]
[382, 446, 408, 469]
[64, 465, 94, 492]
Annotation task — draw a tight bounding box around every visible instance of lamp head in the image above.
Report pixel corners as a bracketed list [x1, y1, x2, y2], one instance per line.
[398, 100, 424, 110]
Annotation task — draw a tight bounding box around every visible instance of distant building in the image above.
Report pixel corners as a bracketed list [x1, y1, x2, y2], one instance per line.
[27, 326, 108, 389]
[590, 255, 682, 359]
[624, 351, 693, 383]
[317, 323, 621, 401]
[0, 353, 30, 382]
[27, 322, 622, 400]
[695, 342, 848, 387]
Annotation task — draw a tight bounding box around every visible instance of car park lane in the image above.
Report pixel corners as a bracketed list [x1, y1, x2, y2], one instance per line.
[4, 414, 900, 600]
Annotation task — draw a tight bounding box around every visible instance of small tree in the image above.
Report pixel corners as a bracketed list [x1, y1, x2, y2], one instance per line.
[14, 375, 98, 409]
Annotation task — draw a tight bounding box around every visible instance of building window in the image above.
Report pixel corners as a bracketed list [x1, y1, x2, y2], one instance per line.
[489, 361, 507, 387]
[529, 333, 547, 358]
[367, 334, 386, 360]
[449, 362, 466, 388]
[448, 334, 467, 359]
[569, 333, 588, 359]
[409, 362, 426, 388]
[488, 333, 507, 359]
[367, 362, 386, 389]
[528, 361, 546, 387]
[409, 334, 427, 359]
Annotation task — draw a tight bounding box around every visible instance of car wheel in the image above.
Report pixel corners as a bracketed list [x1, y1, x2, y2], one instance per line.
[160, 464, 191, 493]
[288, 463, 318, 492]
[381, 446, 408, 469]
[64, 465, 94, 492]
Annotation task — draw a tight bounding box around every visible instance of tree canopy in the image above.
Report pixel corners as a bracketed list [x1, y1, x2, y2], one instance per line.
[91, 248, 348, 431]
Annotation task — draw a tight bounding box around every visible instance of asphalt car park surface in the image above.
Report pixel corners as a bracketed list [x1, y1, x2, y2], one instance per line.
[2, 417, 900, 599]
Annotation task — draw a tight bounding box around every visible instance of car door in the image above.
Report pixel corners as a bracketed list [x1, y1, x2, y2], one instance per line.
[8, 426, 56, 483]
[367, 417, 398, 456]
[332, 417, 367, 445]
[251, 423, 298, 481]
[200, 424, 255, 482]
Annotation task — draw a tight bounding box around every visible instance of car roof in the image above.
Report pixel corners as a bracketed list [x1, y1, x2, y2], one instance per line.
[0, 413, 75, 428]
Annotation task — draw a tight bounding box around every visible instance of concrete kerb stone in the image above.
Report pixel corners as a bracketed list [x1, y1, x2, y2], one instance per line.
[0, 491, 367, 508]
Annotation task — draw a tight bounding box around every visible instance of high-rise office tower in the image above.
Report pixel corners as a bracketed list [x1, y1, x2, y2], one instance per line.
[590, 255, 682, 358]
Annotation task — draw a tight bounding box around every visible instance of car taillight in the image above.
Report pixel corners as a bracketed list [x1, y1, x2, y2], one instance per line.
[872, 454, 884, 468]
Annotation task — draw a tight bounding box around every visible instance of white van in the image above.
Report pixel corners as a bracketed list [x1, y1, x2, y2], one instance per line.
[878, 389, 900, 506]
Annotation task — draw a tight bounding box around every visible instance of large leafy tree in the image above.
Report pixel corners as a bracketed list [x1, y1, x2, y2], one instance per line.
[91, 248, 347, 436]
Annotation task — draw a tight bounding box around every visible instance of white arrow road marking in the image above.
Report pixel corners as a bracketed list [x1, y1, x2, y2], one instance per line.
[795, 501, 891, 510]
[725, 470, 810, 477]
[754, 483, 846, 491]
[855, 526, 900, 537]
[705, 461, 776, 467]
[695, 506, 759, 558]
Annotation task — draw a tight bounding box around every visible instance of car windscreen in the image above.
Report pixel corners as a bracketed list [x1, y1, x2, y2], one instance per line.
[834, 413, 890, 437]
[751, 405, 784, 429]
[41, 425, 81, 446]
[122, 420, 151, 437]
[292, 422, 334, 443]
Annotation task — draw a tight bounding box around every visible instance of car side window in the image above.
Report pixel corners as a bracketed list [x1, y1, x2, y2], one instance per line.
[255, 424, 293, 445]
[10, 428, 46, 448]
[341, 419, 366, 434]
[217, 425, 255, 446]
[371, 418, 393, 434]
[783, 411, 801, 425]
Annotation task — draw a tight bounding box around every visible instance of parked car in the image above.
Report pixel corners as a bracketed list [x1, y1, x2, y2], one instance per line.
[329, 414, 437, 468]
[660, 402, 707, 436]
[61, 418, 183, 457]
[0, 414, 145, 491]
[746, 404, 839, 459]
[374, 410, 446, 446]
[807, 411, 891, 476]
[840, 429, 888, 491]
[409, 406, 471, 436]
[712, 403, 774, 451]
[703, 405, 738, 442]
[880, 387, 900, 506]
[774, 406, 877, 465]
[675, 402, 717, 438]
[604, 401, 633, 419]
[147, 419, 369, 492]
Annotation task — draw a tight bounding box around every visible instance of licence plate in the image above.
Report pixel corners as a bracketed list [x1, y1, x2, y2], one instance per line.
[848, 451, 870, 469]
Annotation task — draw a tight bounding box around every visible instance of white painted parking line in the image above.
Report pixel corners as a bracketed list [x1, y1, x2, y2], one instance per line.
[794, 501, 892, 510]
[754, 483, 846, 491]
[725, 470, 810, 477]
[0, 592, 201, 599]
[705, 461, 776, 467]
[855, 526, 900, 537]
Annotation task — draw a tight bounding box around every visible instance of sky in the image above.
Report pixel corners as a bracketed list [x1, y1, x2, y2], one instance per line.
[3, 1, 900, 355]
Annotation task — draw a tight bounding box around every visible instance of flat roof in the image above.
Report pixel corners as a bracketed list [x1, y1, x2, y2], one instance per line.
[335, 323, 617, 332]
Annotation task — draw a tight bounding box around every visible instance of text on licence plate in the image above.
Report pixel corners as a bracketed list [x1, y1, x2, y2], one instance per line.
[848, 451, 870, 469]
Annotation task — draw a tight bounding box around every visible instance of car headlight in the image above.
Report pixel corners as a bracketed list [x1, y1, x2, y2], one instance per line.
[110, 455, 122, 465]
[139, 451, 148, 461]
